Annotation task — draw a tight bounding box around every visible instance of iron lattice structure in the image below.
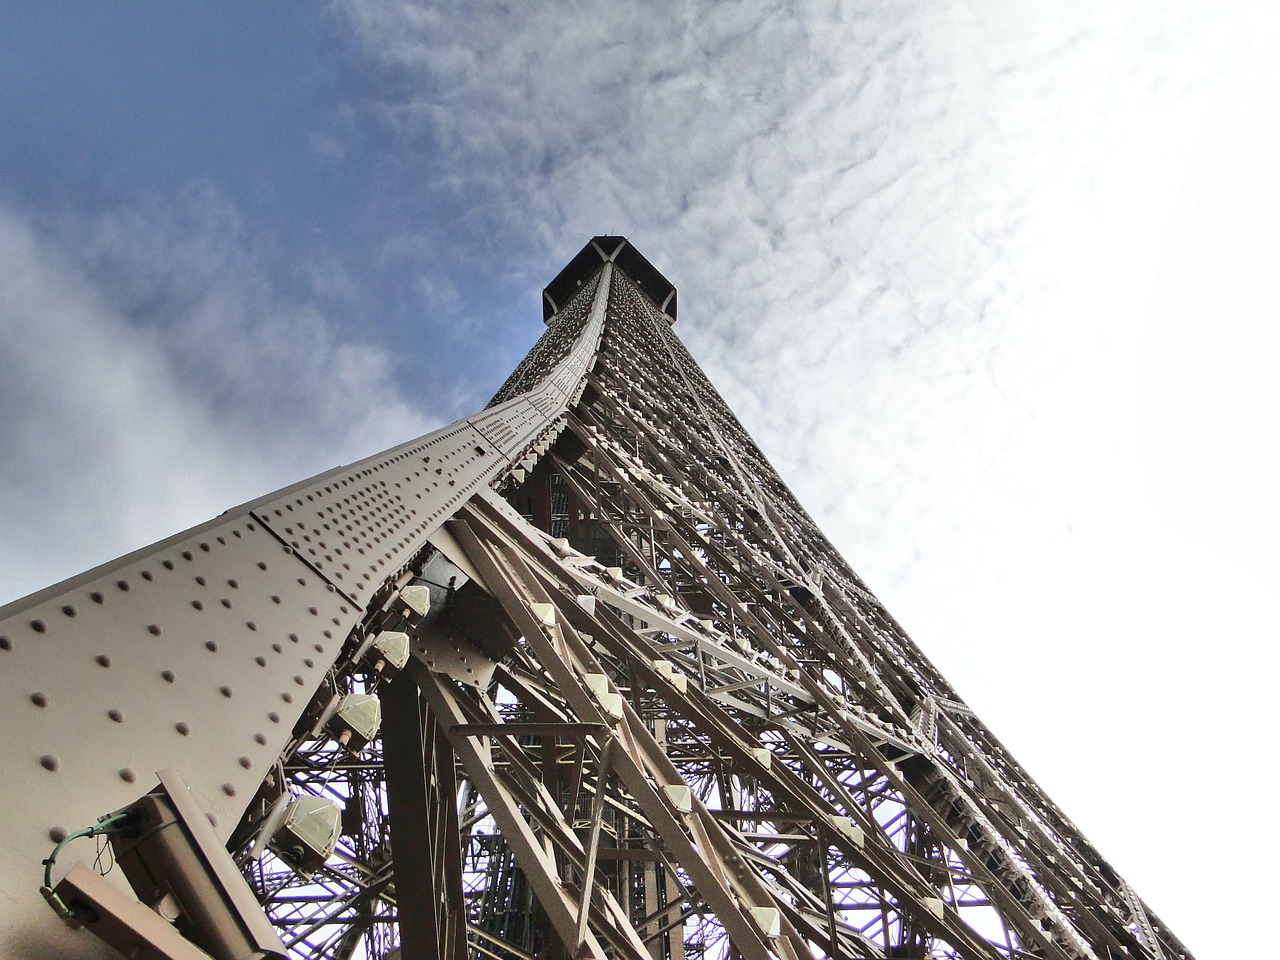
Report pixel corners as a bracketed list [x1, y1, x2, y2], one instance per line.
[0, 238, 1190, 960]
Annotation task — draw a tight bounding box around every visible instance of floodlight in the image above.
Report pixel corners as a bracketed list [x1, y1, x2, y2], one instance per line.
[362, 630, 409, 676]
[266, 794, 343, 879]
[329, 693, 382, 751]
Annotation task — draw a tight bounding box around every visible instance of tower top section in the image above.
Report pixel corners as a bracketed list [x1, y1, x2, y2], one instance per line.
[543, 235, 676, 323]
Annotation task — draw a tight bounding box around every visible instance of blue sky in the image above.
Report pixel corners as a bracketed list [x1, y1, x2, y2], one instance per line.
[4, 2, 1279, 955]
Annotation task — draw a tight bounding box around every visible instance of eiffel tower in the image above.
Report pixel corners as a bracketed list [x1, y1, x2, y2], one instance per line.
[0, 238, 1189, 960]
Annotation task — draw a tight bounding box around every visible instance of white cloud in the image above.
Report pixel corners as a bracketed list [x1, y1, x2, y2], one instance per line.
[0, 189, 436, 604]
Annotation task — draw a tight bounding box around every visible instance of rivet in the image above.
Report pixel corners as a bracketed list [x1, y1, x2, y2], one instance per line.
[281, 692, 294, 703]
[119, 768, 136, 783]
[254, 733, 268, 745]
[288, 634, 299, 643]
[205, 641, 218, 652]
[39, 755, 60, 771]
[30, 692, 49, 708]
[304, 659, 314, 669]
[271, 595, 281, 604]
[175, 722, 191, 736]
[314, 644, 324, 653]
[308, 607, 318, 616]
[258, 562, 268, 571]
[0, 637, 10, 651]
[238, 756, 252, 769]
[196, 576, 207, 586]
[268, 712, 281, 724]
[293, 675, 305, 685]
[162, 670, 176, 683]
[271, 643, 283, 654]
[255, 656, 267, 667]
[30, 620, 47, 633]
[147, 624, 162, 636]
[246, 621, 257, 631]
[220, 686, 233, 698]
[192, 600, 204, 611]
[182, 551, 193, 561]
[206, 813, 217, 827]
[227, 579, 239, 589]
[162, 560, 175, 570]
[297, 577, 306, 586]
[61, 605, 76, 618]
[221, 598, 232, 609]
[141, 571, 153, 582]
[116, 580, 129, 592]
[322, 630, 333, 639]
[199, 543, 210, 553]
[90, 591, 104, 604]
[95, 654, 111, 668]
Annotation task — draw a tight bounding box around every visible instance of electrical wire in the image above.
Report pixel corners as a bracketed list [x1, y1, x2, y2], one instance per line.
[42, 811, 133, 891]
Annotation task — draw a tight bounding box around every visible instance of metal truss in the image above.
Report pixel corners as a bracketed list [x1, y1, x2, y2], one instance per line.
[0, 238, 1190, 960]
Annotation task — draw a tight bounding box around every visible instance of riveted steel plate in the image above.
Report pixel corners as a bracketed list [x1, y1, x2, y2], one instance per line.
[0, 514, 354, 957]
[0, 264, 613, 959]
[411, 631, 498, 689]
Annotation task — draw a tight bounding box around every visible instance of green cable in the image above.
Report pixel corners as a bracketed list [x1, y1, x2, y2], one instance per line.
[42, 811, 133, 891]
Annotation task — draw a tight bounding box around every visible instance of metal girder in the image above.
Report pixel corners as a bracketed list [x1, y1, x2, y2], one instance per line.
[381, 672, 466, 960]
[1, 237, 1190, 960]
[0, 261, 612, 959]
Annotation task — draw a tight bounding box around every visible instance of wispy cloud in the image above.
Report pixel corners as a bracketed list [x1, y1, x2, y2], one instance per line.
[0, 187, 435, 602]
[327, 0, 1259, 600]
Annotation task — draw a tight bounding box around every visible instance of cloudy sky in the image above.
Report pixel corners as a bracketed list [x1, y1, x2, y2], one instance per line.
[3, 2, 1277, 954]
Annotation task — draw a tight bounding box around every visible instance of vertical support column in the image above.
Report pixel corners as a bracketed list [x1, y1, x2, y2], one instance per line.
[645, 718, 667, 960]
[382, 673, 466, 960]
